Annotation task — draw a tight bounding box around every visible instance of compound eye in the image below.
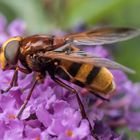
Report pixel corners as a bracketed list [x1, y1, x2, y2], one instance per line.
[5, 40, 20, 65]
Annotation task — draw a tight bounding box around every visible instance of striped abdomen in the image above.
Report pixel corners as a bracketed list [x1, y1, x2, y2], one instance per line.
[56, 60, 115, 95]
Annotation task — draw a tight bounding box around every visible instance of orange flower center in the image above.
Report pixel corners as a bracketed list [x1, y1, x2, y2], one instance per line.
[66, 130, 73, 137]
[8, 114, 16, 119]
[35, 136, 40, 140]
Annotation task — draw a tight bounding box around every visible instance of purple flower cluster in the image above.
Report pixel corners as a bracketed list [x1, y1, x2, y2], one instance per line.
[0, 14, 140, 140]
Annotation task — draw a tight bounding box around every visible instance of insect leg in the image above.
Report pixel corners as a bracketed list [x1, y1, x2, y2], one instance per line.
[16, 77, 38, 119]
[1, 68, 18, 93]
[17, 66, 32, 74]
[52, 77, 99, 139]
[1, 66, 31, 94]
[16, 72, 43, 119]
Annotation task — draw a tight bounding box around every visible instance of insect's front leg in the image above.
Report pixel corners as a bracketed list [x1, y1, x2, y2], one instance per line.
[1, 66, 31, 94]
[1, 67, 18, 94]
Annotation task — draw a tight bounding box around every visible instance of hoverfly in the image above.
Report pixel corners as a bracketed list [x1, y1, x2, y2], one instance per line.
[0, 27, 139, 138]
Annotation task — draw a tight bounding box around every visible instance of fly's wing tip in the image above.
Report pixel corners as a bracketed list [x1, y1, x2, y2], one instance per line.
[130, 28, 140, 37]
[123, 66, 136, 74]
[128, 69, 136, 74]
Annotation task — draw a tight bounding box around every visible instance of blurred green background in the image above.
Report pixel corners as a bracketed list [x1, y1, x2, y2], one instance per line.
[0, 0, 140, 81]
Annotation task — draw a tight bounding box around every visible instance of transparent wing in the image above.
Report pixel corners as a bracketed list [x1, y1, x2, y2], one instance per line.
[43, 51, 135, 74]
[64, 27, 140, 46]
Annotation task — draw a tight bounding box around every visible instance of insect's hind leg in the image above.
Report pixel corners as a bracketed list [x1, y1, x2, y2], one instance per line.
[52, 76, 99, 139]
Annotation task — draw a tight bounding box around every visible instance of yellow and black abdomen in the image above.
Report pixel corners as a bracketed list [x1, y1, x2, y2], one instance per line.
[56, 60, 116, 95]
